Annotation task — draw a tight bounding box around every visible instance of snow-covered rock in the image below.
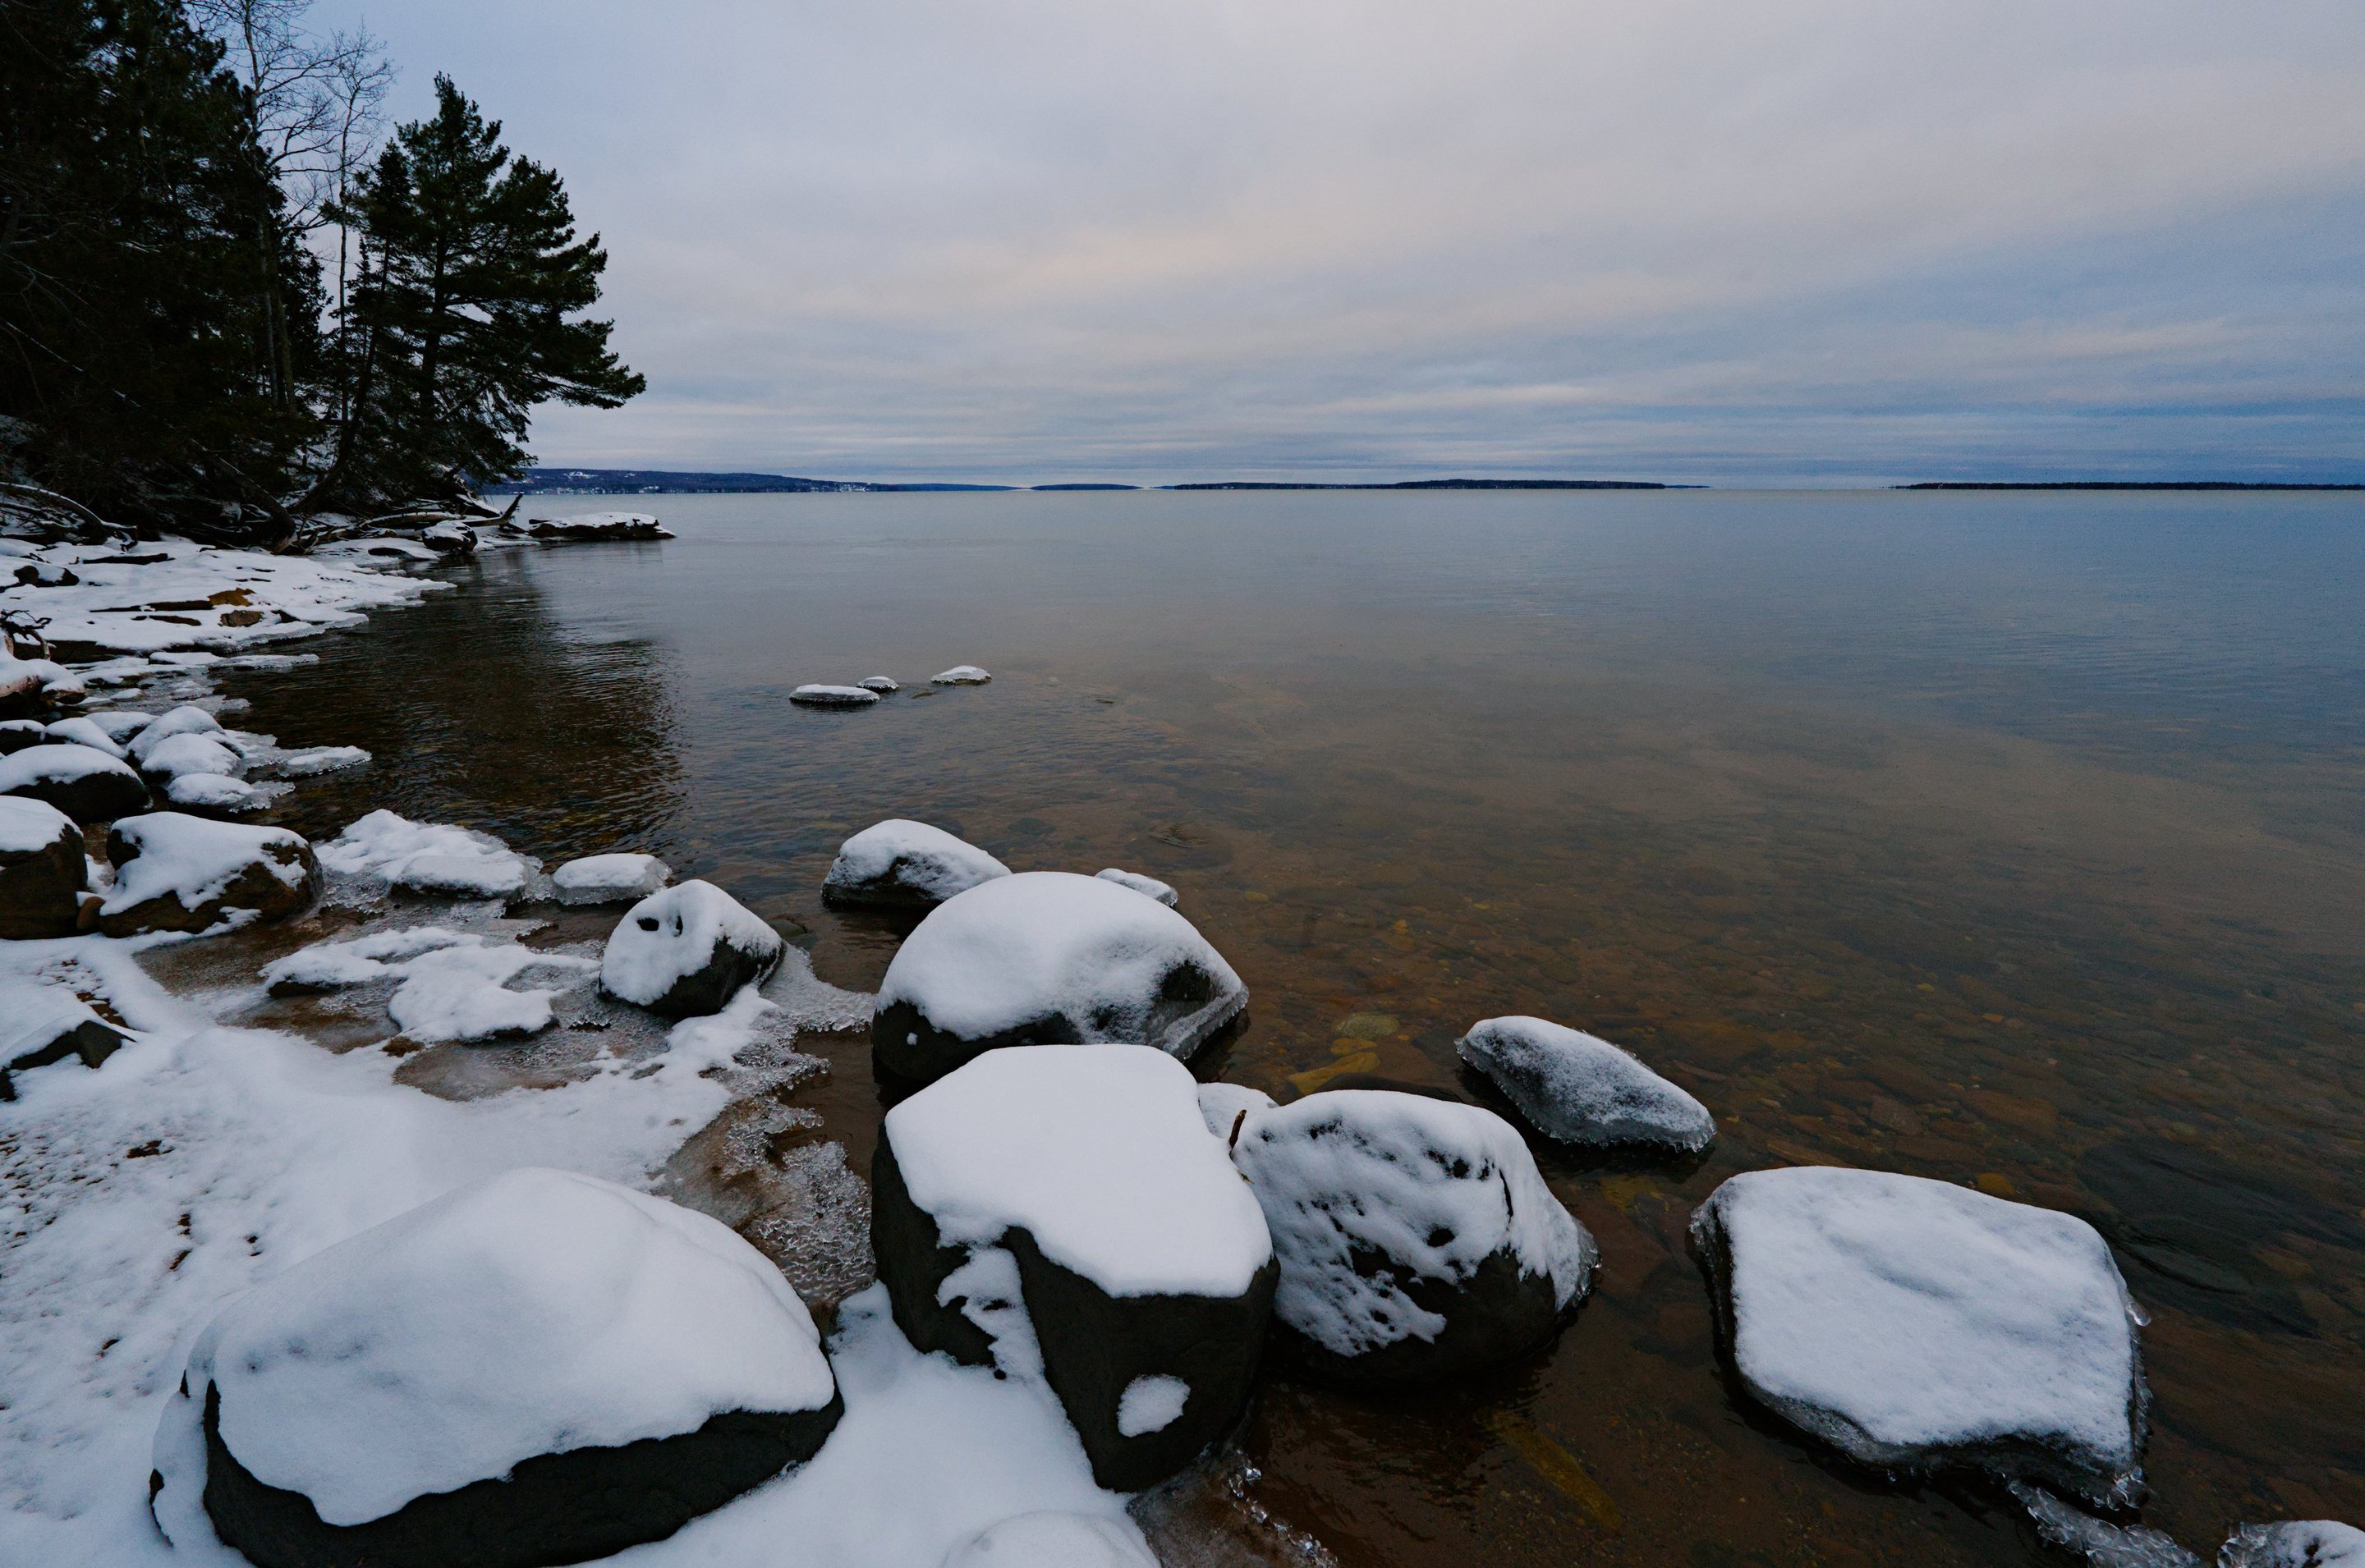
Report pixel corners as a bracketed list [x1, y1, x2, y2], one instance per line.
[319, 809, 537, 901]
[943, 1511, 1160, 1568]
[43, 715, 125, 756]
[600, 880, 783, 1016]
[1093, 868, 1177, 908]
[76, 708, 158, 743]
[822, 819, 1011, 911]
[124, 703, 223, 765]
[0, 794, 85, 938]
[791, 684, 882, 708]
[874, 1046, 1275, 1491]
[268, 743, 371, 777]
[1196, 1081, 1274, 1142]
[136, 728, 247, 782]
[553, 851, 672, 905]
[1456, 1015, 1715, 1154]
[1230, 1089, 1596, 1386]
[167, 1167, 842, 1568]
[516, 511, 674, 540]
[871, 871, 1247, 1086]
[99, 813, 319, 936]
[931, 665, 992, 685]
[265, 927, 601, 1043]
[0, 976, 127, 1100]
[2220, 1521, 2365, 1567]
[421, 520, 478, 555]
[0, 718, 48, 754]
[1689, 1166, 2148, 1506]
[858, 676, 900, 693]
[163, 772, 286, 816]
[0, 742, 149, 822]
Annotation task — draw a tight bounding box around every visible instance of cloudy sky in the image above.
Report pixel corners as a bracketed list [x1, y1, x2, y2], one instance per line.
[319, 0, 2363, 484]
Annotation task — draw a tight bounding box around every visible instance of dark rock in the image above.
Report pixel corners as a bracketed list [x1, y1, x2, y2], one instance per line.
[0, 978, 128, 1100]
[599, 880, 783, 1017]
[0, 719, 50, 754]
[0, 743, 149, 822]
[100, 814, 319, 936]
[0, 795, 86, 938]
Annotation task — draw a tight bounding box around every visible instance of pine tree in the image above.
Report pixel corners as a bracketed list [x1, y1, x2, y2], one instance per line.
[326, 76, 642, 507]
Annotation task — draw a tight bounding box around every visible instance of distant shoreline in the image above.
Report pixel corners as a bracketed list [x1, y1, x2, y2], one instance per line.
[484, 470, 1686, 496]
[1897, 481, 2363, 492]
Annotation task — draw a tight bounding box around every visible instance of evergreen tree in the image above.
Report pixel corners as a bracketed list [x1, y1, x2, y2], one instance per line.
[326, 77, 641, 507]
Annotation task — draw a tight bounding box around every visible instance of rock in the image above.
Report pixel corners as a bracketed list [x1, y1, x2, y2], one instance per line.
[0, 795, 86, 938]
[2220, 1521, 2365, 1567]
[1456, 1015, 1715, 1154]
[80, 709, 158, 743]
[872, 1046, 1276, 1492]
[943, 1511, 1160, 1568]
[0, 718, 49, 754]
[931, 665, 992, 685]
[43, 715, 126, 756]
[159, 1168, 841, 1568]
[1095, 867, 1177, 907]
[1230, 1089, 1596, 1386]
[552, 851, 672, 905]
[599, 879, 783, 1016]
[515, 511, 674, 541]
[99, 813, 319, 936]
[163, 773, 284, 817]
[789, 684, 881, 708]
[421, 520, 478, 555]
[1688, 1166, 2148, 1506]
[125, 704, 224, 766]
[318, 810, 536, 901]
[0, 653, 40, 718]
[0, 977, 127, 1100]
[138, 729, 248, 782]
[269, 745, 370, 777]
[1196, 1081, 1274, 1141]
[0, 743, 149, 822]
[871, 871, 1247, 1087]
[821, 818, 1010, 911]
[857, 676, 900, 693]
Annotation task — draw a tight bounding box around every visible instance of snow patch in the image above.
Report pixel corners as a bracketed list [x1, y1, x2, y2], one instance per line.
[1115, 1375, 1190, 1437]
[318, 809, 535, 900]
[1094, 868, 1176, 907]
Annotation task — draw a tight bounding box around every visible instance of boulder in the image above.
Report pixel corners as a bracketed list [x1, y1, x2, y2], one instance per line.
[943, 1511, 1159, 1568]
[1689, 1166, 2148, 1506]
[873, 1046, 1275, 1492]
[1229, 1089, 1596, 1387]
[158, 1168, 841, 1568]
[269, 745, 371, 777]
[164, 773, 283, 816]
[0, 743, 149, 822]
[857, 676, 900, 693]
[1455, 1015, 1715, 1154]
[822, 818, 1010, 911]
[318, 810, 535, 901]
[599, 879, 783, 1016]
[125, 704, 225, 766]
[931, 665, 992, 685]
[789, 684, 881, 708]
[871, 871, 1247, 1087]
[0, 977, 128, 1100]
[99, 813, 319, 936]
[1094, 867, 1177, 907]
[43, 715, 126, 756]
[2220, 1522, 2365, 1567]
[0, 795, 85, 938]
[421, 520, 478, 555]
[551, 851, 672, 905]
[139, 730, 248, 782]
[0, 718, 50, 754]
[78, 709, 158, 745]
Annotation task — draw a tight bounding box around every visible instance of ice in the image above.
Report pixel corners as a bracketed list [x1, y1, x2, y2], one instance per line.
[931, 665, 993, 685]
[600, 879, 784, 1010]
[2010, 1483, 2200, 1567]
[885, 1045, 1271, 1299]
[824, 819, 1011, 906]
[43, 717, 125, 757]
[1455, 1015, 1715, 1152]
[1230, 1090, 1596, 1358]
[136, 731, 246, 781]
[1692, 1166, 2146, 1503]
[1196, 1081, 1274, 1141]
[318, 809, 535, 899]
[553, 851, 673, 905]
[942, 1511, 1160, 1568]
[99, 814, 314, 922]
[1115, 1375, 1191, 1437]
[268, 744, 370, 777]
[264, 927, 596, 1043]
[791, 684, 883, 708]
[2220, 1520, 2365, 1567]
[0, 794, 74, 855]
[1094, 868, 1177, 907]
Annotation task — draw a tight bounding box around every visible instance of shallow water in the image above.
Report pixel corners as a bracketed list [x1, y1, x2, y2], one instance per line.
[214, 490, 2365, 1566]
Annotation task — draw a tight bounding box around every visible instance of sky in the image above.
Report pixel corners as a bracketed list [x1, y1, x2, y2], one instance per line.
[315, 0, 2365, 485]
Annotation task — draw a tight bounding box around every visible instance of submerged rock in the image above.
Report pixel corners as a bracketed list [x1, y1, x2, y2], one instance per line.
[789, 684, 881, 708]
[1456, 1015, 1715, 1154]
[0, 795, 86, 938]
[0, 743, 149, 823]
[0, 977, 127, 1100]
[944, 1511, 1160, 1568]
[100, 813, 319, 936]
[1230, 1089, 1596, 1386]
[822, 818, 1010, 911]
[872, 1046, 1276, 1492]
[2220, 1521, 2365, 1567]
[1095, 867, 1177, 907]
[600, 879, 783, 1016]
[931, 665, 992, 685]
[1690, 1166, 2148, 1506]
[870, 871, 1247, 1086]
[552, 851, 672, 905]
[158, 1168, 841, 1568]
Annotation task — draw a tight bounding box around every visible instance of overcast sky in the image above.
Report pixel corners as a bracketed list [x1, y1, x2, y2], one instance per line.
[319, 0, 2363, 484]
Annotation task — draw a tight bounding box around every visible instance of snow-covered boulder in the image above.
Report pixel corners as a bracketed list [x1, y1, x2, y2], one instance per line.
[161, 1167, 841, 1568]
[2220, 1521, 2365, 1567]
[789, 684, 881, 708]
[164, 772, 285, 816]
[822, 818, 1010, 911]
[1456, 1015, 1715, 1154]
[517, 511, 674, 540]
[0, 977, 127, 1100]
[43, 714, 125, 756]
[1689, 1166, 2149, 1506]
[871, 871, 1247, 1087]
[600, 879, 783, 1016]
[1197, 1081, 1275, 1142]
[77, 708, 158, 744]
[943, 1511, 1160, 1568]
[99, 813, 319, 936]
[1094, 867, 1177, 907]
[0, 742, 149, 822]
[857, 676, 900, 693]
[873, 1046, 1276, 1491]
[125, 703, 223, 765]
[0, 794, 85, 938]
[319, 809, 537, 901]
[268, 744, 370, 777]
[0, 718, 48, 754]
[932, 665, 992, 685]
[1230, 1089, 1596, 1386]
[421, 520, 478, 555]
[552, 851, 672, 905]
[137, 728, 248, 782]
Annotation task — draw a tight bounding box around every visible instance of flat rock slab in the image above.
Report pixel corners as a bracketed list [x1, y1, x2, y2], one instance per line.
[600, 879, 783, 1016]
[1457, 1014, 1715, 1153]
[318, 810, 537, 901]
[100, 813, 319, 936]
[1690, 1166, 2147, 1506]
[823, 818, 1009, 910]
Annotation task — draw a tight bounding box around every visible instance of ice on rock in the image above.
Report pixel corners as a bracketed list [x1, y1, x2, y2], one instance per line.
[1690, 1166, 2148, 1506]
[1196, 1080, 1274, 1141]
[823, 818, 1011, 911]
[858, 676, 900, 693]
[0, 742, 149, 822]
[1456, 1014, 1715, 1153]
[792, 683, 883, 708]
[600, 879, 784, 1016]
[872, 871, 1247, 1086]
[100, 812, 319, 935]
[379, 940, 599, 1043]
[319, 809, 537, 900]
[0, 794, 85, 938]
[269, 743, 371, 777]
[1231, 1089, 1596, 1385]
[943, 1511, 1160, 1568]
[136, 728, 246, 781]
[932, 665, 992, 685]
[42, 715, 126, 756]
[2220, 1521, 2365, 1567]
[1095, 867, 1177, 907]
[0, 976, 127, 1099]
[2010, 1483, 2200, 1568]
[552, 850, 672, 905]
[166, 1168, 841, 1565]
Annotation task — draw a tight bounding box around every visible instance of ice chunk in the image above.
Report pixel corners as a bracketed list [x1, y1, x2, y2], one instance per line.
[1095, 867, 1177, 907]
[944, 1511, 1160, 1568]
[791, 683, 883, 708]
[824, 818, 1010, 910]
[319, 809, 535, 900]
[932, 665, 992, 684]
[552, 850, 672, 905]
[2220, 1520, 2365, 1567]
[1456, 1014, 1715, 1153]
[2010, 1482, 2200, 1567]
[600, 879, 784, 1016]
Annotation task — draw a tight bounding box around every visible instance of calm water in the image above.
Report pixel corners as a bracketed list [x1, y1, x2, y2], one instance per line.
[218, 490, 2365, 1566]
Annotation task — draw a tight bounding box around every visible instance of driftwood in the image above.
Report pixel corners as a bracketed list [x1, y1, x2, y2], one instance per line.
[0, 483, 124, 546]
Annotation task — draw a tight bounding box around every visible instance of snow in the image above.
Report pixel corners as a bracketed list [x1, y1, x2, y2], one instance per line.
[858, 676, 900, 693]
[1115, 1376, 1191, 1437]
[553, 851, 673, 905]
[875, 872, 1246, 1053]
[43, 718, 124, 757]
[600, 880, 783, 1007]
[932, 665, 992, 685]
[1095, 869, 1177, 908]
[318, 809, 535, 900]
[791, 684, 882, 708]
[2220, 1521, 2365, 1567]
[167, 1167, 837, 1526]
[99, 814, 310, 921]
[263, 926, 598, 1043]
[72, 711, 155, 743]
[942, 1511, 1159, 1568]
[1455, 1015, 1715, 1151]
[1230, 1090, 1596, 1358]
[885, 1045, 1271, 1299]
[0, 794, 75, 854]
[135, 731, 245, 782]
[0, 743, 140, 791]
[268, 744, 370, 777]
[1692, 1167, 2144, 1498]
[824, 819, 1010, 904]
[0, 977, 116, 1070]
[1195, 1082, 1274, 1141]
[124, 705, 223, 764]
[162, 774, 282, 814]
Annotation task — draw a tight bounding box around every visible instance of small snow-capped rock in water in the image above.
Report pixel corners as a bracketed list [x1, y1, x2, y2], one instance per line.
[0, 794, 85, 938]
[823, 818, 1010, 911]
[1095, 867, 1177, 907]
[269, 744, 371, 777]
[858, 676, 901, 693]
[789, 683, 882, 708]
[99, 812, 319, 936]
[125, 704, 223, 765]
[420, 520, 477, 555]
[1690, 1165, 2149, 1507]
[931, 664, 992, 685]
[0, 975, 127, 1101]
[138, 729, 246, 782]
[2220, 1521, 2365, 1568]
[152, 1168, 842, 1568]
[551, 850, 672, 905]
[0, 718, 50, 754]
[1456, 1015, 1715, 1154]
[514, 511, 673, 540]
[163, 772, 286, 817]
[0, 743, 149, 823]
[1231, 1089, 1596, 1387]
[317, 809, 536, 901]
[76, 709, 158, 744]
[943, 1511, 1160, 1568]
[600, 878, 783, 1016]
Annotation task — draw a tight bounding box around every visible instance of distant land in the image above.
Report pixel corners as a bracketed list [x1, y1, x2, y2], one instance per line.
[1898, 481, 2363, 492]
[484, 470, 1697, 495]
[1168, 478, 1681, 490]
